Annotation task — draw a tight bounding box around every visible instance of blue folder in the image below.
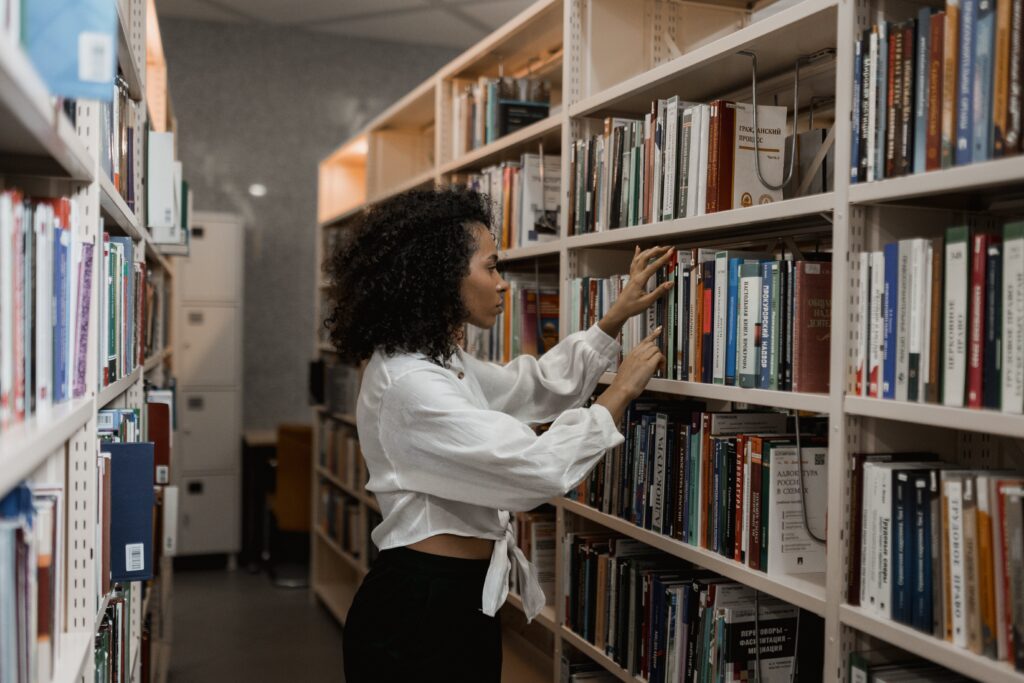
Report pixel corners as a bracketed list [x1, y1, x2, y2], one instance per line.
[102, 442, 154, 582]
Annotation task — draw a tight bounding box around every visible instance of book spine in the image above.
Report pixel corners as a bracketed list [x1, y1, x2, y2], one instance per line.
[759, 261, 773, 390]
[678, 109, 693, 219]
[930, 469, 944, 637]
[956, 0, 977, 165]
[895, 240, 912, 401]
[944, 226, 970, 406]
[1003, 222, 1024, 413]
[976, 476, 998, 656]
[926, 238, 944, 403]
[718, 103, 735, 211]
[942, 3, 961, 167]
[983, 238, 1002, 409]
[713, 255, 727, 384]
[962, 476, 983, 653]
[946, 475, 968, 646]
[749, 439, 763, 571]
[868, 28, 880, 181]
[893, 472, 912, 624]
[726, 258, 741, 386]
[855, 252, 869, 395]
[898, 21, 916, 176]
[852, 37, 864, 184]
[1008, 0, 1024, 155]
[887, 27, 900, 178]
[912, 474, 933, 631]
[848, 454, 866, 605]
[914, 9, 932, 173]
[972, 0, 995, 162]
[883, 242, 899, 399]
[705, 101, 722, 214]
[876, 23, 890, 179]
[908, 240, 926, 401]
[967, 232, 988, 407]
[927, 12, 946, 171]
[769, 262, 781, 390]
[859, 29, 872, 182]
[869, 251, 885, 397]
[738, 266, 759, 389]
[993, 0, 1013, 156]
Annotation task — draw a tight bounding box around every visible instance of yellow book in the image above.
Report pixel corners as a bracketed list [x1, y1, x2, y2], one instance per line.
[940, 1, 960, 168]
[992, 0, 1013, 156]
[976, 473, 998, 658]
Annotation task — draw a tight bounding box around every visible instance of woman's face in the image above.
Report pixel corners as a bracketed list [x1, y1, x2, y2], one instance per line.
[461, 224, 508, 329]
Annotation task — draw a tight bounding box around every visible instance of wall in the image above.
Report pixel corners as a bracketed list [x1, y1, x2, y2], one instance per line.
[161, 19, 457, 429]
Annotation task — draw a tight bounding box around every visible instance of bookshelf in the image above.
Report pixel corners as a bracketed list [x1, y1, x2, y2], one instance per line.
[0, 0, 181, 681]
[314, 0, 1024, 680]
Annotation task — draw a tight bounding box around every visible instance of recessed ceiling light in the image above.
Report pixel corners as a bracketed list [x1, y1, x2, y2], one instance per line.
[248, 183, 267, 197]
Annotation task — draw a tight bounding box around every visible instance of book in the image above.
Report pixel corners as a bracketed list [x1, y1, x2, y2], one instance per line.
[103, 442, 155, 582]
[732, 103, 786, 207]
[1003, 221, 1024, 413]
[943, 226, 970, 406]
[792, 261, 832, 393]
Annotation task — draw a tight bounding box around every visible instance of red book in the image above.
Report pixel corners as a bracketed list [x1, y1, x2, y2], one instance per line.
[733, 434, 747, 563]
[792, 261, 833, 393]
[926, 12, 945, 171]
[147, 402, 172, 485]
[967, 233, 990, 408]
[705, 101, 722, 214]
[748, 436, 765, 571]
[886, 25, 900, 178]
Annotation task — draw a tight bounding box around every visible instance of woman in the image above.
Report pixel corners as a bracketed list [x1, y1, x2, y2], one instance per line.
[329, 188, 673, 682]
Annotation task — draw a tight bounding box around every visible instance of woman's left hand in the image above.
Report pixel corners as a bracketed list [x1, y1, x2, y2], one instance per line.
[598, 245, 675, 339]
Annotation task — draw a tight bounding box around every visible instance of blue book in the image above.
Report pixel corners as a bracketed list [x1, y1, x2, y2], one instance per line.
[758, 261, 773, 389]
[883, 243, 899, 399]
[52, 226, 69, 403]
[914, 7, 933, 173]
[851, 36, 863, 183]
[711, 440, 721, 553]
[892, 470, 915, 625]
[104, 442, 155, 582]
[876, 23, 890, 180]
[956, 0, 978, 165]
[972, 0, 996, 162]
[635, 414, 653, 526]
[24, 0, 118, 101]
[689, 429, 700, 543]
[725, 256, 756, 385]
[911, 471, 933, 632]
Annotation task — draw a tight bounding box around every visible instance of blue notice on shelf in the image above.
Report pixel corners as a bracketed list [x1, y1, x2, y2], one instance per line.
[23, 0, 118, 101]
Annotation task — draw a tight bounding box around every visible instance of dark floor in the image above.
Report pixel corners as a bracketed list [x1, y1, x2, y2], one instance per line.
[170, 567, 346, 682]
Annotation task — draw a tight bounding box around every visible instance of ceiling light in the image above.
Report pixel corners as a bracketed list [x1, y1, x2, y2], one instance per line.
[248, 183, 267, 197]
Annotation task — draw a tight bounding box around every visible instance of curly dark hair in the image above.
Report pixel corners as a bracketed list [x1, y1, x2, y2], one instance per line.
[325, 188, 493, 364]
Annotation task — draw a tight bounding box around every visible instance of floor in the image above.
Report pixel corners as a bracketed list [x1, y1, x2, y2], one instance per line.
[170, 567, 346, 682]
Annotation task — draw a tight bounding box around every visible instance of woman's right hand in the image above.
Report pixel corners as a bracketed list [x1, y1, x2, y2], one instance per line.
[594, 328, 665, 422]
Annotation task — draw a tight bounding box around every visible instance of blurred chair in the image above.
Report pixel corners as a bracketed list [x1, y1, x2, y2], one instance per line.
[265, 423, 312, 588]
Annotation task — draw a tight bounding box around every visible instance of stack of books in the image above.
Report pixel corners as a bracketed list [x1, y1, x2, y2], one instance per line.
[450, 76, 551, 157]
[318, 483, 361, 557]
[851, 221, 1024, 411]
[511, 509, 556, 604]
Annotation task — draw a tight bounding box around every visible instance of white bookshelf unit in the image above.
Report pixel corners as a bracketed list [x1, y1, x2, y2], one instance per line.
[314, 1, 1024, 681]
[0, 0, 181, 680]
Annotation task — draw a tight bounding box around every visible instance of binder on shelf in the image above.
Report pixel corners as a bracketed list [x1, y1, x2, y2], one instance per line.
[103, 441, 155, 582]
[147, 401, 171, 485]
[162, 485, 178, 557]
[147, 131, 177, 240]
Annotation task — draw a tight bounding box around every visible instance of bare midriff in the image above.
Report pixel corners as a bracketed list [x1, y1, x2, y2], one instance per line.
[407, 533, 494, 560]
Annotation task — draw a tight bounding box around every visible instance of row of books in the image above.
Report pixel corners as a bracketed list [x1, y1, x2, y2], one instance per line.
[0, 482, 64, 683]
[568, 249, 833, 393]
[319, 420, 361, 491]
[464, 278, 559, 363]
[849, 650, 975, 682]
[460, 152, 560, 250]
[95, 583, 136, 683]
[569, 406, 829, 577]
[849, 455, 1024, 669]
[450, 76, 552, 158]
[852, 222, 1024, 413]
[102, 75, 138, 208]
[510, 509, 556, 605]
[0, 191, 92, 430]
[851, 1, 1024, 183]
[318, 482, 361, 559]
[100, 232, 146, 388]
[562, 532, 824, 682]
[568, 99, 790, 236]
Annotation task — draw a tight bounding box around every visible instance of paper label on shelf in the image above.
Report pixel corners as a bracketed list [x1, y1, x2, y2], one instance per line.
[126, 543, 145, 572]
[156, 465, 169, 485]
[79, 32, 114, 84]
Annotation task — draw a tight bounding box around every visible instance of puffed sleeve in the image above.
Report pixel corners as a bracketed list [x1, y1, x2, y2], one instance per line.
[377, 365, 624, 512]
[459, 324, 620, 424]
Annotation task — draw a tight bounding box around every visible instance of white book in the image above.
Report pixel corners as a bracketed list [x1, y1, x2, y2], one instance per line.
[696, 105, 711, 216]
[713, 252, 728, 384]
[861, 463, 881, 613]
[732, 102, 786, 208]
[907, 238, 928, 401]
[895, 240, 912, 402]
[869, 251, 885, 397]
[921, 242, 934, 400]
[34, 205, 52, 414]
[856, 251, 870, 396]
[662, 97, 680, 220]
[147, 131, 178, 239]
[685, 106, 703, 218]
[867, 28, 879, 181]
[518, 153, 560, 245]
[943, 227, 970, 406]
[1002, 222, 1024, 413]
[653, 100, 666, 221]
[943, 472, 968, 648]
[163, 485, 178, 556]
[765, 446, 827, 576]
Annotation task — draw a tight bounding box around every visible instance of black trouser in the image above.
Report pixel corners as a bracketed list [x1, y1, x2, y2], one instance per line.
[342, 547, 502, 682]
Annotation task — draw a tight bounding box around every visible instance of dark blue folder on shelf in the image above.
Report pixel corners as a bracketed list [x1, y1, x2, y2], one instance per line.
[102, 442, 155, 582]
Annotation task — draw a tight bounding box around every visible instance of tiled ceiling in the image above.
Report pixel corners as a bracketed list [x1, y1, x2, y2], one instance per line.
[154, 0, 538, 48]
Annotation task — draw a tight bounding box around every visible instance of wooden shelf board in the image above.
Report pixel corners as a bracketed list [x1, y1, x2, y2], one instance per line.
[51, 632, 93, 683]
[559, 498, 827, 617]
[366, 76, 437, 132]
[367, 168, 436, 204]
[98, 366, 142, 409]
[845, 396, 1024, 440]
[505, 592, 558, 633]
[567, 193, 834, 250]
[0, 396, 94, 497]
[498, 241, 562, 263]
[599, 373, 829, 413]
[0, 34, 94, 180]
[315, 527, 366, 575]
[840, 605, 1024, 683]
[848, 156, 1024, 206]
[569, 0, 837, 119]
[440, 113, 564, 176]
[560, 626, 641, 683]
[317, 407, 357, 427]
[315, 465, 362, 499]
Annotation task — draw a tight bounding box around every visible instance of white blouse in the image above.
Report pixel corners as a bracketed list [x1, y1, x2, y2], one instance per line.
[355, 324, 625, 621]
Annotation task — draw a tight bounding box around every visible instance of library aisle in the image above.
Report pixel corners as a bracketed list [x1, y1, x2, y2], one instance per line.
[4, 0, 1024, 682]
